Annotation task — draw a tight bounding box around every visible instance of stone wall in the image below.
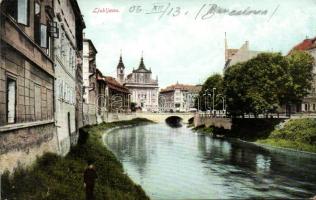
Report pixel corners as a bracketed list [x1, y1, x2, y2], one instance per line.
[0, 122, 57, 172]
[194, 113, 232, 130]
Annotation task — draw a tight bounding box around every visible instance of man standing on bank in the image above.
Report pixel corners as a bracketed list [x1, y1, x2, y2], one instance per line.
[84, 160, 98, 200]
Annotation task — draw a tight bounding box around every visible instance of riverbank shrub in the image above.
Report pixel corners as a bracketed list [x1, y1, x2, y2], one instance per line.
[258, 118, 316, 153]
[1, 118, 152, 200]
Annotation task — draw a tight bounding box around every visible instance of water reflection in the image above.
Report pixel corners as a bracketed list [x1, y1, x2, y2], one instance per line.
[104, 123, 316, 199]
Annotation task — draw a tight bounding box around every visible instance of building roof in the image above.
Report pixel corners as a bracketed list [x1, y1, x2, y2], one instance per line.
[133, 56, 151, 73]
[97, 75, 130, 94]
[224, 41, 264, 70]
[117, 54, 125, 69]
[160, 83, 202, 93]
[83, 38, 98, 53]
[288, 37, 316, 54]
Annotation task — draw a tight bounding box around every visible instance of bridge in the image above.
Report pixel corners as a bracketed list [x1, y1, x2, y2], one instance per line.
[103, 112, 232, 130]
[103, 112, 195, 123]
[135, 112, 195, 123]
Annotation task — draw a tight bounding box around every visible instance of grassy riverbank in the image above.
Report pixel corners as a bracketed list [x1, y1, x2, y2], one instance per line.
[192, 118, 316, 153]
[1, 118, 153, 200]
[257, 118, 316, 153]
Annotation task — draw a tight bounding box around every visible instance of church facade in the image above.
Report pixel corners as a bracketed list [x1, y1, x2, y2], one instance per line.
[116, 53, 159, 112]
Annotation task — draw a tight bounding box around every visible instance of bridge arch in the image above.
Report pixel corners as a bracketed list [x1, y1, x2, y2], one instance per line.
[165, 116, 183, 127]
[134, 112, 195, 123]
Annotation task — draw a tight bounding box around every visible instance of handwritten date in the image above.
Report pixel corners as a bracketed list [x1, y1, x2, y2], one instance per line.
[128, 3, 277, 21]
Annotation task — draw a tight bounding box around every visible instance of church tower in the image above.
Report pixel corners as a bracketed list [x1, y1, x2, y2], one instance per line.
[117, 50, 125, 84]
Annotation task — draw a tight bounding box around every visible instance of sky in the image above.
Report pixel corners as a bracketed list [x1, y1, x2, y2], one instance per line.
[77, 0, 316, 88]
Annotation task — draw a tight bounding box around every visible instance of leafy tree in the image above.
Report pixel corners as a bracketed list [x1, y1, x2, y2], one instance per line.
[196, 74, 223, 111]
[279, 51, 314, 106]
[224, 53, 285, 117]
[224, 51, 314, 117]
[224, 62, 249, 117]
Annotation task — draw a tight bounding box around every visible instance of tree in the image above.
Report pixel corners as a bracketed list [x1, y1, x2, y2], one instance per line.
[196, 74, 223, 111]
[279, 51, 314, 106]
[224, 53, 287, 117]
[224, 63, 247, 117]
[224, 52, 314, 117]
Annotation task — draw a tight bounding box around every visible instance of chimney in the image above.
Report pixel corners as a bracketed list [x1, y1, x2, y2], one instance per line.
[83, 32, 86, 39]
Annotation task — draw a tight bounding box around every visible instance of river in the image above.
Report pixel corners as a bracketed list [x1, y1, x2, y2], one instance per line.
[104, 123, 316, 199]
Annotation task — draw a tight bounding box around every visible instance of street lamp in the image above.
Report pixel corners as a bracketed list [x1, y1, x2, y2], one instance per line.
[207, 94, 212, 110]
[212, 88, 216, 116]
[196, 95, 200, 112]
[203, 89, 209, 112]
[216, 94, 225, 116]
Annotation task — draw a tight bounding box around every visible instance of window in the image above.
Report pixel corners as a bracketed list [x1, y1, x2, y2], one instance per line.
[34, 1, 48, 49]
[6, 0, 29, 26]
[34, 1, 41, 44]
[7, 77, 16, 124]
[58, 80, 63, 99]
[40, 24, 48, 48]
[17, 0, 29, 25]
[34, 84, 42, 120]
[60, 32, 65, 58]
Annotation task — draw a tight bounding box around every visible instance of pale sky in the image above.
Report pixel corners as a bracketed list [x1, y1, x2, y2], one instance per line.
[77, 0, 316, 88]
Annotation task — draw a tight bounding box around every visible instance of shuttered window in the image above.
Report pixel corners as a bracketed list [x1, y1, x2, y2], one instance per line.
[34, 84, 42, 120]
[7, 77, 16, 124]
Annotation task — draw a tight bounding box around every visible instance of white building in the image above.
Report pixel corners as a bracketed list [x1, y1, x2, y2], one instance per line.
[159, 83, 201, 112]
[117, 53, 159, 112]
[53, 0, 84, 155]
[224, 33, 264, 71]
[82, 38, 98, 123]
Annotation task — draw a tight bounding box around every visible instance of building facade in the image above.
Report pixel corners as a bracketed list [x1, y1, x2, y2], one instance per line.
[82, 38, 98, 124]
[0, 0, 57, 171]
[159, 83, 201, 112]
[224, 33, 264, 70]
[98, 70, 130, 113]
[53, 0, 85, 155]
[288, 37, 316, 113]
[117, 54, 159, 112]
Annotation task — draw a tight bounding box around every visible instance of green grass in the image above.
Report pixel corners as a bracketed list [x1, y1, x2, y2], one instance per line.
[1, 118, 153, 200]
[257, 138, 316, 153]
[257, 118, 316, 153]
[192, 125, 213, 134]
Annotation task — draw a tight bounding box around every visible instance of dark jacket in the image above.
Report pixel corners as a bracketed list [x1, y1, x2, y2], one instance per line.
[84, 167, 98, 187]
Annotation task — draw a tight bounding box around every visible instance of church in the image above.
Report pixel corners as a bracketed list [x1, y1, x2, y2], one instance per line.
[116, 52, 159, 112]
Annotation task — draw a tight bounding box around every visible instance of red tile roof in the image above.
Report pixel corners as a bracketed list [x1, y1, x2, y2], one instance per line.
[160, 83, 202, 93]
[288, 37, 316, 54]
[97, 76, 130, 94]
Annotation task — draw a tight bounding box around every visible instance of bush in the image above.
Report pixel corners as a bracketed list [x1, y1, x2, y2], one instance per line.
[258, 118, 316, 153]
[269, 118, 316, 145]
